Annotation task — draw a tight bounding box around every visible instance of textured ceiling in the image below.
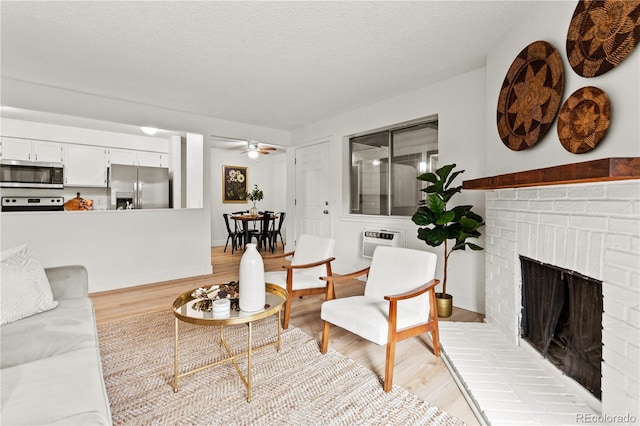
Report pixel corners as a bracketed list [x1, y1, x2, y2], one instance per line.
[1, 1, 538, 131]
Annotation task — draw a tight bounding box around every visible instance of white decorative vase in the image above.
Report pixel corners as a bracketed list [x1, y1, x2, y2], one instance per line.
[250, 202, 258, 216]
[239, 243, 266, 312]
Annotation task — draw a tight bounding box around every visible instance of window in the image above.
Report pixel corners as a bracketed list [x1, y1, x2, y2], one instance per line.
[350, 118, 438, 216]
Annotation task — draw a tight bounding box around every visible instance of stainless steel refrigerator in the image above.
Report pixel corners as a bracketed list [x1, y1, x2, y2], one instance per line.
[109, 164, 170, 209]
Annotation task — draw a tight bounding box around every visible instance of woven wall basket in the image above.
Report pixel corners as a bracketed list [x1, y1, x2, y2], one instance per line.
[497, 40, 565, 151]
[567, 0, 640, 78]
[557, 86, 611, 154]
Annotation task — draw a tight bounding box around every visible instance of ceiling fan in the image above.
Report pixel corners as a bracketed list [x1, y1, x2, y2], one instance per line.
[241, 141, 276, 158]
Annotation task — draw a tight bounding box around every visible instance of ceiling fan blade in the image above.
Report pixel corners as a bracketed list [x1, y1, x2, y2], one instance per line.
[239, 142, 276, 155]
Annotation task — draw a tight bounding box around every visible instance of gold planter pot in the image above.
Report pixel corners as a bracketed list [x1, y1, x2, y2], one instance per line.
[436, 293, 453, 318]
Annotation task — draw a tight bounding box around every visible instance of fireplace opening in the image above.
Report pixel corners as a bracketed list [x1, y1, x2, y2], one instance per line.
[520, 256, 603, 399]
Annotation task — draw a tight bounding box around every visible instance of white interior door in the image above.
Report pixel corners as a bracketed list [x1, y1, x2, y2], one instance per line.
[294, 141, 331, 242]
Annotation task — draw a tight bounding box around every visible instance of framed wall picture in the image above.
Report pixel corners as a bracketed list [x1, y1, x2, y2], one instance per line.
[222, 165, 248, 203]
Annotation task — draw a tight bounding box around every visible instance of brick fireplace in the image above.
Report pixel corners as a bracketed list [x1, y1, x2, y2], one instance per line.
[438, 159, 640, 425]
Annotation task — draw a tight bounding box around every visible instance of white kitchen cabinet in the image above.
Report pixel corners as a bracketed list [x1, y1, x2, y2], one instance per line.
[108, 148, 137, 166]
[1, 137, 31, 160]
[64, 144, 108, 187]
[33, 140, 64, 162]
[137, 151, 167, 167]
[109, 148, 167, 168]
[1, 137, 63, 162]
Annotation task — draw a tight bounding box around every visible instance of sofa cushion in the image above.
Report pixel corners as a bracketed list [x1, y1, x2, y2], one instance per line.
[1, 347, 112, 425]
[0, 298, 97, 368]
[45, 265, 89, 300]
[1, 244, 58, 325]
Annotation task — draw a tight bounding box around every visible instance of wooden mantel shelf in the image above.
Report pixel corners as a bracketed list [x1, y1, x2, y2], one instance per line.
[463, 157, 640, 190]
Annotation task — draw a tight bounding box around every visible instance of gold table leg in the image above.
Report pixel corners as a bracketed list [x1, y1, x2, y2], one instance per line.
[277, 310, 282, 352]
[173, 313, 282, 400]
[173, 318, 179, 392]
[247, 322, 252, 402]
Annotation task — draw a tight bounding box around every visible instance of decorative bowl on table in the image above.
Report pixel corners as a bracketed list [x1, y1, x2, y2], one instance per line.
[191, 281, 240, 312]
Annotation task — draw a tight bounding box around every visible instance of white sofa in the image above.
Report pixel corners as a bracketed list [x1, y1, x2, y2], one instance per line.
[1, 265, 112, 425]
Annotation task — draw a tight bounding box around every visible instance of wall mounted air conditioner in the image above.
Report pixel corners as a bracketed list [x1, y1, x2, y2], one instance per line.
[362, 229, 404, 258]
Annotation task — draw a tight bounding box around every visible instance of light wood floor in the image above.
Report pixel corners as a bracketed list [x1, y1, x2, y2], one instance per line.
[91, 245, 484, 425]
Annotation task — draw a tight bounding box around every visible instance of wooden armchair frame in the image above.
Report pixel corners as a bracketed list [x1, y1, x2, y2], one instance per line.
[320, 268, 441, 392]
[265, 250, 336, 329]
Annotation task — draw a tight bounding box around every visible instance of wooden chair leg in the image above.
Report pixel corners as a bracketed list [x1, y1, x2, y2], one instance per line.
[429, 290, 441, 356]
[282, 295, 293, 329]
[320, 321, 330, 354]
[432, 327, 441, 356]
[383, 339, 397, 392]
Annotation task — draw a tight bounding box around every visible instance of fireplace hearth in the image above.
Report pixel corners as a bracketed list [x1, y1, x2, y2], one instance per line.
[520, 256, 603, 399]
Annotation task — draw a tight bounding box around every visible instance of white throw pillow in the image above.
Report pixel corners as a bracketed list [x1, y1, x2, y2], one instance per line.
[1, 244, 58, 325]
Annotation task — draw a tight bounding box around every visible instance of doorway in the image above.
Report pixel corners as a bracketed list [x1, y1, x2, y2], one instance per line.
[294, 141, 331, 243]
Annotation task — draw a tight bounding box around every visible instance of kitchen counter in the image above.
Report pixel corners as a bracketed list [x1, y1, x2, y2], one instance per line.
[0, 207, 187, 214]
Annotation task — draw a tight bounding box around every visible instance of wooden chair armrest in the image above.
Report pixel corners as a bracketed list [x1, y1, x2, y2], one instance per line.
[282, 257, 336, 271]
[384, 279, 440, 302]
[263, 250, 295, 260]
[320, 267, 370, 283]
[320, 266, 368, 301]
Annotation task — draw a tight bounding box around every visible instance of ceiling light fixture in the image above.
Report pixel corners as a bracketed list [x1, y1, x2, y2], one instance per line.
[141, 126, 158, 135]
[246, 142, 260, 159]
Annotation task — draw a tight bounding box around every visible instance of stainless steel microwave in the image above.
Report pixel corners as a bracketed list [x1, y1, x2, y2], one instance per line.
[0, 159, 64, 189]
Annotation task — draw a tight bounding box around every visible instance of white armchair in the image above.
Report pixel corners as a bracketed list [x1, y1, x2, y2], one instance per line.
[320, 246, 440, 392]
[264, 234, 335, 329]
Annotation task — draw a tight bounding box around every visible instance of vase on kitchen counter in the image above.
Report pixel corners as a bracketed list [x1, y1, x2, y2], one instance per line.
[238, 243, 266, 312]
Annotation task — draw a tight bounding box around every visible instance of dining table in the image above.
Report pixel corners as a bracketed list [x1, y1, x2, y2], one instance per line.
[231, 213, 278, 251]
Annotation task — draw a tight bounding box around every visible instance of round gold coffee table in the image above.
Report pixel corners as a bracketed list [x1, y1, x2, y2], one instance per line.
[172, 283, 287, 402]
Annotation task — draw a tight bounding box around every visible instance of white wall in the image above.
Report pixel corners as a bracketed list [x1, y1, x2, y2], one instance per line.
[186, 133, 204, 208]
[168, 134, 182, 208]
[209, 146, 287, 247]
[290, 68, 488, 313]
[485, 1, 640, 176]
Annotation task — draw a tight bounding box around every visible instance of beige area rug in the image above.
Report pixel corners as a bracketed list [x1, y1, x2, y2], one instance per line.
[98, 311, 464, 426]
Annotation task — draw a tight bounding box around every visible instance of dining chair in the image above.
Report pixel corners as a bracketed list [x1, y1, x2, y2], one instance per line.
[270, 212, 286, 250]
[264, 234, 335, 329]
[222, 214, 241, 253]
[319, 246, 440, 392]
[245, 211, 266, 247]
[262, 212, 278, 253]
[254, 213, 274, 252]
[231, 211, 250, 249]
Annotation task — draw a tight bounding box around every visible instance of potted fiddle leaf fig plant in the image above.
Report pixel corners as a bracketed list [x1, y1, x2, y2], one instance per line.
[411, 163, 484, 317]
